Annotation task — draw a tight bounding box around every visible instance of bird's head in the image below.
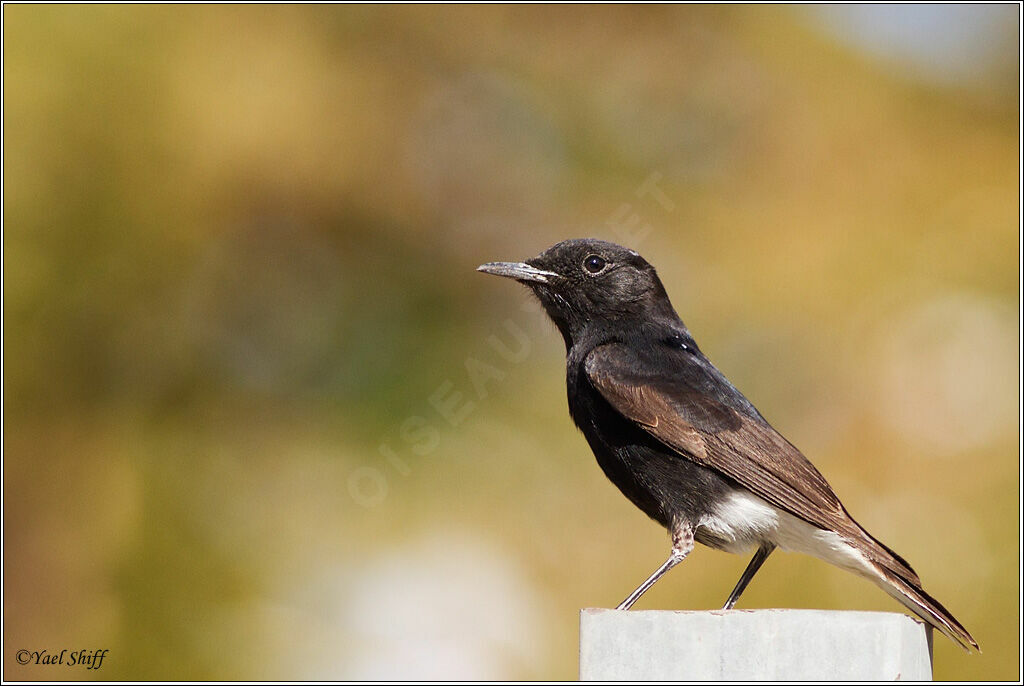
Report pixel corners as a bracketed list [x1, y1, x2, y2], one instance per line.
[478, 238, 678, 349]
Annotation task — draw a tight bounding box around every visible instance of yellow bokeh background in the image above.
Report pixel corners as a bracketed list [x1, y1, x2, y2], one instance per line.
[4, 5, 1019, 680]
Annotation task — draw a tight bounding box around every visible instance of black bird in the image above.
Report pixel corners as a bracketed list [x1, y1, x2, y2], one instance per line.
[478, 238, 978, 651]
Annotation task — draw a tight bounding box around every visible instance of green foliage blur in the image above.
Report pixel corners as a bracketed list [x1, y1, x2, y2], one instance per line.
[4, 5, 1019, 680]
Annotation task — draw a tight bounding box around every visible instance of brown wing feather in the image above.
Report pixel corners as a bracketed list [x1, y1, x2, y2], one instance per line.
[584, 343, 921, 586]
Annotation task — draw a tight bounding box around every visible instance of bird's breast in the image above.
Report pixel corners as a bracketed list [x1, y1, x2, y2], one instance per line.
[568, 374, 739, 532]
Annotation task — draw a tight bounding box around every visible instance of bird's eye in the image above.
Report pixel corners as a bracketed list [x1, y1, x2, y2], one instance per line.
[583, 254, 607, 274]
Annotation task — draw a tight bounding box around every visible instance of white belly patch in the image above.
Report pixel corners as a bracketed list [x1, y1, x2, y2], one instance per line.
[697, 490, 877, 579]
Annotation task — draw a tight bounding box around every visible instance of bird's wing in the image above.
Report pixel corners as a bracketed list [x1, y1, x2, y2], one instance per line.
[584, 342, 920, 584]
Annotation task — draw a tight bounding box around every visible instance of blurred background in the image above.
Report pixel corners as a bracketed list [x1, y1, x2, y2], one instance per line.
[3, 4, 1019, 680]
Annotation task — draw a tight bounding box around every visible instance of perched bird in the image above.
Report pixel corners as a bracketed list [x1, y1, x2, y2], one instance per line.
[478, 238, 978, 651]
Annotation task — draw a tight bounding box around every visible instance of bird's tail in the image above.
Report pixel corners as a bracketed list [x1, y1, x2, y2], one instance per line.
[869, 565, 980, 652]
[842, 511, 979, 652]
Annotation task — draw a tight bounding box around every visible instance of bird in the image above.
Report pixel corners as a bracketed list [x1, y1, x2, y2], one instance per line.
[477, 237, 978, 651]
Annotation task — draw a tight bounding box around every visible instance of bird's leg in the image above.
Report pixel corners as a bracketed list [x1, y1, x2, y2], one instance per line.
[722, 543, 776, 609]
[616, 525, 694, 610]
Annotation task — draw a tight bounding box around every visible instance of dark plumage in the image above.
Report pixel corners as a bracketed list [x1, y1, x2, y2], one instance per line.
[478, 238, 978, 651]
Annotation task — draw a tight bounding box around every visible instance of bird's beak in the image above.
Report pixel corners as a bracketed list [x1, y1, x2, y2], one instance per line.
[477, 261, 559, 284]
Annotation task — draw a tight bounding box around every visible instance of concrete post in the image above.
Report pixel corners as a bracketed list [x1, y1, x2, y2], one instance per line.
[579, 609, 933, 680]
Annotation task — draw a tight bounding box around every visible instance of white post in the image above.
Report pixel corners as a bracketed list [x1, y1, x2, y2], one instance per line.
[579, 609, 933, 681]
